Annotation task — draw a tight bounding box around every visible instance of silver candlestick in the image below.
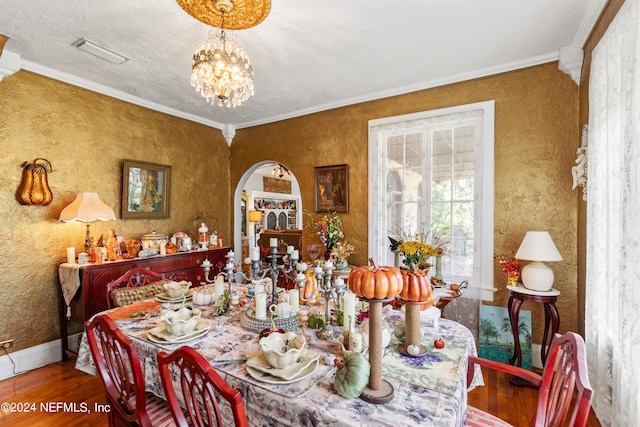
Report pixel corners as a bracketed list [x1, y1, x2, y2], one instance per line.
[316, 262, 340, 340]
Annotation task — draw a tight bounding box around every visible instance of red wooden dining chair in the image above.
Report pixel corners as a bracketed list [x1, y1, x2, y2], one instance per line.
[157, 346, 249, 427]
[466, 331, 593, 427]
[85, 314, 175, 427]
[106, 267, 167, 308]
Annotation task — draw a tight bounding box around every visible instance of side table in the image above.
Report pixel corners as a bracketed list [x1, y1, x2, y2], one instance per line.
[507, 285, 561, 369]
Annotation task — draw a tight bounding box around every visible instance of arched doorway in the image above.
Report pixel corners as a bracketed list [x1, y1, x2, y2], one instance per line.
[232, 161, 302, 263]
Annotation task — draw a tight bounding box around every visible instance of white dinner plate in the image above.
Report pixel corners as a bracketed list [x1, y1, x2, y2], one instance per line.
[154, 289, 195, 303]
[245, 352, 319, 384]
[147, 320, 211, 344]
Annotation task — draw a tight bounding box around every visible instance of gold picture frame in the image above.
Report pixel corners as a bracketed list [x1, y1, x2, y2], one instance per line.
[314, 164, 348, 213]
[122, 160, 171, 219]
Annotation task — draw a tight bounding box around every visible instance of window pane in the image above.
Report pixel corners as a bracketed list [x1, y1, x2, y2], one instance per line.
[453, 125, 475, 200]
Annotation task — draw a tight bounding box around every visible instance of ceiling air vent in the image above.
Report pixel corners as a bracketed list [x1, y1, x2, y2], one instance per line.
[71, 38, 128, 64]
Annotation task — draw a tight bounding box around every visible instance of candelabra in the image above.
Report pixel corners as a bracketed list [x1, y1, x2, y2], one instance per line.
[202, 250, 237, 296]
[241, 242, 300, 305]
[315, 261, 343, 340]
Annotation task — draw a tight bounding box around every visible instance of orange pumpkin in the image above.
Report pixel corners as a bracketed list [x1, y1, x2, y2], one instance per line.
[398, 267, 435, 309]
[348, 265, 403, 300]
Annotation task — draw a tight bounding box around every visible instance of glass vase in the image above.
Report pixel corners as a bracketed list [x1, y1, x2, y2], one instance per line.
[434, 254, 444, 284]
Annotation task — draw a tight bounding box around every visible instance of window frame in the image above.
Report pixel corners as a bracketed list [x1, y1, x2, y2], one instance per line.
[368, 100, 495, 300]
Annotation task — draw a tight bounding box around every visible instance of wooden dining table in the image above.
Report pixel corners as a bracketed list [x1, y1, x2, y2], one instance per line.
[76, 293, 483, 426]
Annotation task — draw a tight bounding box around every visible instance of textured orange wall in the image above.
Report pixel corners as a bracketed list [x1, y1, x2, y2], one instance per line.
[1, 62, 579, 353]
[232, 62, 580, 343]
[0, 71, 230, 351]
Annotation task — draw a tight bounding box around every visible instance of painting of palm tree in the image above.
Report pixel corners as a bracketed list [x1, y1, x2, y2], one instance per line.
[479, 305, 532, 369]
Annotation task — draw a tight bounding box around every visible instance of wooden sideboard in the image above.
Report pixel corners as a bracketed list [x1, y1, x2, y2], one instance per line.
[59, 248, 230, 360]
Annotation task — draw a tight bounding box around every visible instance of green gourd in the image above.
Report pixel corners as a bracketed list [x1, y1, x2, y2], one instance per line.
[334, 352, 370, 398]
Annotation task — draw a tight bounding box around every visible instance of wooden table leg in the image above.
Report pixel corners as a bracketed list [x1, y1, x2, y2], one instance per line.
[541, 301, 560, 365]
[508, 295, 523, 367]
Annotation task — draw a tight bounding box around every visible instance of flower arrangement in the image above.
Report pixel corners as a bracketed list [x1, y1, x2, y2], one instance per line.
[307, 212, 344, 249]
[396, 241, 439, 269]
[330, 240, 355, 268]
[495, 255, 520, 286]
[389, 222, 448, 270]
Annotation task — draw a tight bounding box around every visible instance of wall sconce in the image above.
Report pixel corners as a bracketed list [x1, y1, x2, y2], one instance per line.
[59, 192, 116, 253]
[515, 231, 563, 292]
[16, 158, 53, 205]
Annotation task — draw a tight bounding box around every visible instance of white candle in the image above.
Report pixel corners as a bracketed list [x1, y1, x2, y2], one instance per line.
[214, 275, 225, 299]
[287, 245, 294, 254]
[160, 243, 166, 255]
[343, 291, 357, 333]
[251, 248, 260, 261]
[270, 238, 278, 248]
[325, 260, 334, 269]
[66, 247, 76, 264]
[256, 293, 267, 320]
[289, 289, 299, 313]
[254, 283, 265, 296]
[202, 258, 211, 268]
[291, 249, 299, 260]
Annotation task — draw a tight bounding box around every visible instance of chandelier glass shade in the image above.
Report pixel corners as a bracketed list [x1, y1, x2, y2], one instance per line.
[270, 164, 291, 178]
[191, 28, 254, 108]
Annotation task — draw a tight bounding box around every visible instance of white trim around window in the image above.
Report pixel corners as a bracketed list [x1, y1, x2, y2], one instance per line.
[368, 100, 495, 300]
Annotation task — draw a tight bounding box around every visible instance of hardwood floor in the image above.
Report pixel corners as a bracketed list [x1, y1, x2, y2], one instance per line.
[0, 361, 106, 426]
[1, 360, 601, 426]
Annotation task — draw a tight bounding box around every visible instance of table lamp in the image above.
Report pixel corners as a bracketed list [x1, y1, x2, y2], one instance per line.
[514, 231, 562, 292]
[59, 192, 116, 253]
[248, 210, 263, 248]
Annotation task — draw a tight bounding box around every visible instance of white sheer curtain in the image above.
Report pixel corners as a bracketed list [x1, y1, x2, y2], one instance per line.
[587, 0, 640, 425]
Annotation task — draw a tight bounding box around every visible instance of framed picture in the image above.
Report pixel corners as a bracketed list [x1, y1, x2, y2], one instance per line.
[263, 176, 292, 194]
[314, 164, 349, 213]
[122, 160, 171, 219]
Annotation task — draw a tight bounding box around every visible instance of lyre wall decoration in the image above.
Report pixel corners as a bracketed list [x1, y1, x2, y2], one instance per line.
[16, 158, 53, 205]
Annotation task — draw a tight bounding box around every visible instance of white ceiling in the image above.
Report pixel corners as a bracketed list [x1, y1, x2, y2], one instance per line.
[0, 0, 605, 132]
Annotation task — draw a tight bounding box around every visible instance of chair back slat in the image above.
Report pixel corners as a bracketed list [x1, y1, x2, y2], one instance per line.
[535, 332, 593, 427]
[86, 314, 153, 427]
[158, 346, 249, 427]
[106, 267, 166, 308]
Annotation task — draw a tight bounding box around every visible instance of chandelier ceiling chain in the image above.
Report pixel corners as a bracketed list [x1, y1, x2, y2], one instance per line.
[177, 0, 271, 108]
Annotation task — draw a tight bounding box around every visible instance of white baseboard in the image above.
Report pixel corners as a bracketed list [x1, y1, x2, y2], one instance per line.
[531, 343, 543, 369]
[0, 333, 82, 381]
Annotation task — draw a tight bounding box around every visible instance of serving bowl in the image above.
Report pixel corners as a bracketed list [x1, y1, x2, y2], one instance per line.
[164, 280, 191, 298]
[160, 306, 201, 336]
[259, 331, 306, 369]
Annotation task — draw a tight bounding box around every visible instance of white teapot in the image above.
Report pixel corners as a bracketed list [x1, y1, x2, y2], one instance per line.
[269, 299, 293, 319]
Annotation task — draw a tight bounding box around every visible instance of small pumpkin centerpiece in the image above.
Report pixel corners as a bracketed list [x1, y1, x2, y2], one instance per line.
[347, 259, 402, 404]
[334, 351, 371, 398]
[398, 265, 435, 310]
[397, 264, 434, 358]
[347, 262, 403, 300]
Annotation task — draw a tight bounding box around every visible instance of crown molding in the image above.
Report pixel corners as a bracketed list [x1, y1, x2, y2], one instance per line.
[16, 55, 225, 131]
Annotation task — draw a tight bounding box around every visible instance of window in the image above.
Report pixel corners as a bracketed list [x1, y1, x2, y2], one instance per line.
[368, 101, 495, 299]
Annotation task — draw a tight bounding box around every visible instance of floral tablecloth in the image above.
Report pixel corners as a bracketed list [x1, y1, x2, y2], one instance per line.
[76, 301, 483, 427]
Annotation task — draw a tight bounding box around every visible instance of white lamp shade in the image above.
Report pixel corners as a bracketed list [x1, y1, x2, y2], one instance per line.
[59, 192, 116, 222]
[514, 231, 562, 262]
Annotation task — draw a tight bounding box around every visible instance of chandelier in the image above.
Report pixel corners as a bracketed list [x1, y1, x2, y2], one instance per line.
[176, 0, 271, 108]
[270, 164, 291, 178]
